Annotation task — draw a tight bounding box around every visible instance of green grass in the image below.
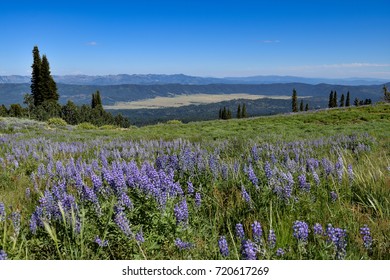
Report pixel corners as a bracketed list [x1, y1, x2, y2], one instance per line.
[0, 104, 389, 260]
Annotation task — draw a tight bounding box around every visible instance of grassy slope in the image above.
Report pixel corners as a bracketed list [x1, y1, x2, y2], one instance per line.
[0, 103, 389, 259]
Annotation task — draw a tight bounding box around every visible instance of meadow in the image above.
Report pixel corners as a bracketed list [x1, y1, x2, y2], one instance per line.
[0, 104, 389, 260]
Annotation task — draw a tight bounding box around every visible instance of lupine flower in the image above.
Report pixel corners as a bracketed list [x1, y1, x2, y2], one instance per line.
[268, 229, 276, 249]
[241, 186, 251, 204]
[276, 248, 285, 257]
[10, 211, 21, 237]
[95, 236, 109, 247]
[235, 223, 245, 240]
[312, 171, 320, 186]
[135, 230, 145, 244]
[335, 156, 344, 182]
[347, 164, 354, 182]
[114, 205, 132, 237]
[194, 192, 201, 208]
[251, 221, 263, 243]
[0, 250, 7, 260]
[264, 161, 273, 180]
[218, 236, 229, 257]
[360, 225, 372, 251]
[247, 164, 259, 188]
[241, 239, 257, 260]
[0, 202, 5, 222]
[187, 181, 194, 195]
[298, 173, 310, 191]
[313, 223, 323, 235]
[175, 238, 193, 250]
[326, 224, 347, 259]
[174, 199, 189, 226]
[330, 191, 338, 202]
[293, 220, 309, 242]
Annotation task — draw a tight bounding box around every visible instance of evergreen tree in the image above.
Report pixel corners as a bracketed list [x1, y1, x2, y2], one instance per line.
[299, 100, 304, 111]
[346, 91, 350, 107]
[328, 91, 334, 108]
[305, 103, 309, 111]
[61, 100, 80, 125]
[91, 90, 103, 110]
[354, 98, 360, 106]
[237, 104, 241, 119]
[333, 91, 338, 108]
[218, 108, 222, 119]
[383, 85, 390, 103]
[222, 107, 227, 120]
[292, 89, 298, 112]
[0, 104, 8, 116]
[340, 94, 345, 107]
[8, 104, 23, 117]
[227, 108, 232, 119]
[31, 46, 42, 106]
[39, 55, 58, 102]
[242, 103, 247, 118]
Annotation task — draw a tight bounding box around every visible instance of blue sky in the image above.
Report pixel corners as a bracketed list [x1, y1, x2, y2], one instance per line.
[1, 0, 390, 78]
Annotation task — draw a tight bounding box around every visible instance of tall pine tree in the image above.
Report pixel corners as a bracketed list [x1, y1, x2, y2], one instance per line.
[340, 94, 345, 107]
[31, 46, 42, 106]
[39, 55, 58, 102]
[346, 91, 350, 107]
[299, 100, 304, 111]
[328, 91, 334, 108]
[242, 103, 247, 118]
[333, 91, 338, 108]
[237, 104, 241, 119]
[292, 89, 298, 112]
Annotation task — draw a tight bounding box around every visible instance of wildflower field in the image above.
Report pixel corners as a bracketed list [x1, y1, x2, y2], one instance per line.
[0, 104, 389, 260]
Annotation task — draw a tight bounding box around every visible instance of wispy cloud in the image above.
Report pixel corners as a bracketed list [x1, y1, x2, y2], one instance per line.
[86, 41, 98, 46]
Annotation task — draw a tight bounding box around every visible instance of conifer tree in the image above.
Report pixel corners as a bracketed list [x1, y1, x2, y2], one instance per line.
[292, 89, 298, 112]
[31, 46, 42, 106]
[354, 98, 360, 106]
[328, 91, 334, 108]
[237, 104, 241, 119]
[333, 91, 338, 108]
[227, 108, 232, 119]
[300, 100, 304, 111]
[383, 85, 390, 103]
[222, 107, 227, 120]
[242, 103, 247, 118]
[346, 91, 350, 107]
[218, 108, 222, 119]
[340, 94, 345, 107]
[39, 55, 58, 102]
[305, 103, 309, 111]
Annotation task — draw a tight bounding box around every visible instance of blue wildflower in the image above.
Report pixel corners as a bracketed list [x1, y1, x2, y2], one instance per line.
[0, 202, 5, 222]
[114, 205, 132, 237]
[95, 236, 109, 247]
[175, 238, 193, 250]
[293, 220, 309, 242]
[241, 239, 257, 260]
[276, 248, 285, 257]
[267, 229, 276, 249]
[251, 221, 263, 243]
[241, 186, 251, 204]
[135, 230, 145, 244]
[174, 199, 189, 226]
[218, 236, 229, 257]
[326, 224, 347, 259]
[330, 191, 338, 202]
[235, 223, 245, 240]
[360, 225, 372, 251]
[0, 250, 7, 260]
[194, 192, 201, 208]
[313, 223, 323, 235]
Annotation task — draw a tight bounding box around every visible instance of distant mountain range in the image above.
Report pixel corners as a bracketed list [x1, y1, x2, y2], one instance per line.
[0, 82, 388, 107]
[0, 74, 389, 86]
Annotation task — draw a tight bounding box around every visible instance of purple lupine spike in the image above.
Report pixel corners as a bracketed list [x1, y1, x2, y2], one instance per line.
[0, 250, 7, 260]
[95, 236, 109, 247]
[10, 211, 21, 237]
[335, 156, 344, 182]
[313, 223, 323, 235]
[187, 180, 194, 195]
[174, 199, 189, 226]
[360, 225, 372, 251]
[218, 236, 229, 257]
[330, 191, 338, 202]
[264, 161, 273, 180]
[267, 229, 276, 249]
[235, 223, 245, 240]
[175, 238, 193, 250]
[247, 164, 259, 188]
[251, 221, 263, 243]
[326, 224, 347, 259]
[114, 205, 132, 237]
[0, 202, 5, 222]
[135, 230, 145, 243]
[276, 248, 285, 257]
[292, 220, 309, 242]
[194, 192, 201, 208]
[241, 239, 257, 260]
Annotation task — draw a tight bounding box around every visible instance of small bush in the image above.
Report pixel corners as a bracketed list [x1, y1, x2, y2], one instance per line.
[99, 124, 118, 130]
[77, 122, 97, 130]
[166, 119, 183, 125]
[47, 117, 67, 127]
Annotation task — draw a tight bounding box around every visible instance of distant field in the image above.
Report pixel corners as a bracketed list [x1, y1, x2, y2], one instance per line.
[104, 93, 301, 109]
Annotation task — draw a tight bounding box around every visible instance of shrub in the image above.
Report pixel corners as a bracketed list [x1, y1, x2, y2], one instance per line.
[47, 117, 67, 127]
[166, 119, 183, 125]
[77, 122, 97, 130]
[99, 124, 118, 130]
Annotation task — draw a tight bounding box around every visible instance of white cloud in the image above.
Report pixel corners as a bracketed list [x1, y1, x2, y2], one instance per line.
[86, 41, 98, 46]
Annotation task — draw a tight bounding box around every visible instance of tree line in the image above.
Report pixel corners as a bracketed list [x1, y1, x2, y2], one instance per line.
[0, 46, 130, 127]
[219, 103, 248, 120]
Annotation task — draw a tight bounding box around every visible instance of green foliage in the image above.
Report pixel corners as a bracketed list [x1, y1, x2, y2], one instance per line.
[31, 46, 42, 106]
[383, 85, 390, 103]
[8, 104, 23, 117]
[346, 91, 351, 107]
[47, 117, 67, 127]
[0, 104, 8, 117]
[166, 120, 183, 125]
[237, 104, 241, 119]
[61, 100, 80, 125]
[300, 100, 304, 111]
[77, 122, 97, 130]
[292, 89, 298, 112]
[340, 94, 345, 107]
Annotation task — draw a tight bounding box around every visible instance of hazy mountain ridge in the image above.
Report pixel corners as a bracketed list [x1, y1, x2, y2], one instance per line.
[0, 82, 388, 107]
[1, 74, 389, 86]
